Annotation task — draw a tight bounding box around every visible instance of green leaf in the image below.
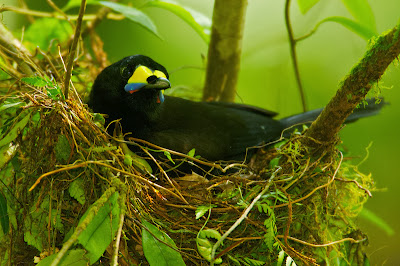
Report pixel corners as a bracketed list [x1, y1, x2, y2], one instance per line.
[145, 0, 211, 43]
[24, 18, 73, 51]
[55, 134, 71, 163]
[187, 148, 196, 157]
[99, 1, 161, 39]
[37, 249, 89, 266]
[77, 192, 120, 264]
[164, 150, 175, 164]
[0, 143, 18, 169]
[69, 178, 86, 205]
[296, 0, 320, 14]
[341, 0, 377, 33]
[141, 219, 186, 266]
[0, 101, 24, 113]
[197, 229, 223, 264]
[360, 208, 394, 236]
[269, 157, 281, 169]
[47, 86, 63, 100]
[195, 205, 215, 220]
[0, 111, 31, 147]
[315, 16, 376, 40]
[24, 227, 43, 251]
[92, 113, 105, 127]
[0, 191, 9, 235]
[264, 218, 276, 251]
[277, 250, 285, 266]
[243, 257, 266, 266]
[21, 76, 48, 87]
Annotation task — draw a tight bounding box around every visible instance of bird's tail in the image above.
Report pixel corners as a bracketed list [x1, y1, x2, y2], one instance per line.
[279, 98, 386, 129]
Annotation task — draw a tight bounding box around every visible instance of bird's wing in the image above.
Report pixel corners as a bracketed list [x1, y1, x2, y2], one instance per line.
[150, 96, 284, 161]
[205, 101, 278, 118]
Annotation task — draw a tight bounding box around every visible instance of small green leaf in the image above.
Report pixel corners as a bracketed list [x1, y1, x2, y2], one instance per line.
[37, 249, 89, 266]
[197, 229, 223, 264]
[124, 154, 133, 166]
[46, 85, 64, 100]
[21, 76, 48, 87]
[264, 218, 276, 251]
[99, 1, 161, 39]
[145, 0, 211, 43]
[69, 178, 86, 205]
[296, 0, 320, 14]
[0, 192, 9, 235]
[0, 143, 18, 170]
[77, 192, 120, 264]
[187, 148, 196, 157]
[360, 208, 394, 236]
[315, 16, 376, 40]
[277, 250, 285, 266]
[243, 257, 266, 266]
[24, 229, 43, 251]
[55, 134, 71, 163]
[92, 113, 105, 127]
[142, 219, 186, 266]
[0, 101, 24, 113]
[195, 205, 215, 219]
[269, 157, 281, 169]
[341, 0, 377, 33]
[164, 150, 175, 164]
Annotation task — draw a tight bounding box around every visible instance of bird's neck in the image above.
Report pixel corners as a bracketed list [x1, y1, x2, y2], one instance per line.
[121, 100, 162, 132]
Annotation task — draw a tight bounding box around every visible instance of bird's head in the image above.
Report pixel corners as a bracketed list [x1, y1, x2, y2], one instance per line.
[89, 55, 171, 118]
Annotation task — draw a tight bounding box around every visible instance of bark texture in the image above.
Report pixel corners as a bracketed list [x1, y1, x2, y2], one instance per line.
[202, 0, 248, 102]
[305, 25, 400, 147]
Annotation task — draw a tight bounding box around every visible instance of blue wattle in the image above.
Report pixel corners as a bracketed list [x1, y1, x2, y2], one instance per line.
[159, 91, 165, 103]
[124, 83, 146, 93]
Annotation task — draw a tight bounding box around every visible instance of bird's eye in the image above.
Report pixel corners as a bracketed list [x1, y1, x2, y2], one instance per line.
[120, 66, 133, 79]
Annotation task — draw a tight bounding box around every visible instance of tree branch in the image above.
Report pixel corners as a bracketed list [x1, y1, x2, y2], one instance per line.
[202, 0, 248, 102]
[305, 24, 400, 147]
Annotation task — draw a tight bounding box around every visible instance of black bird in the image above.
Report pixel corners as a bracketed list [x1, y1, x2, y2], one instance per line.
[89, 55, 384, 161]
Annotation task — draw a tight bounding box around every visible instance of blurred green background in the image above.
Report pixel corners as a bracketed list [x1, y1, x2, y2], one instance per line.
[3, 0, 400, 264]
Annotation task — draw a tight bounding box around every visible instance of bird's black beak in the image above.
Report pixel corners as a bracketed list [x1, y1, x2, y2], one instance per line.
[141, 77, 171, 90]
[124, 65, 170, 94]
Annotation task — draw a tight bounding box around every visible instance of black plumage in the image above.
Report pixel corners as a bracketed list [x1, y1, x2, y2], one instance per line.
[88, 55, 384, 161]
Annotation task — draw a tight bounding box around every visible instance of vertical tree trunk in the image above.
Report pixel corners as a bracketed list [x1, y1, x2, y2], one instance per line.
[202, 0, 248, 102]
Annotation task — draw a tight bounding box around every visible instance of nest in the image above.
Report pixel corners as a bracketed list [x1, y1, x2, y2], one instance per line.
[0, 34, 373, 266]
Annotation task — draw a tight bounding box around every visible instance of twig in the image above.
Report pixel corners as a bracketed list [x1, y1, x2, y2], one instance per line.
[139, 146, 189, 204]
[29, 160, 187, 203]
[335, 178, 372, 197]
[46, 0, 74, 27]
[277, 235, 367, 247]
[0, 6, 124, 21]
[273, 151, 343, 209]
[112, 212, 125, 266]
[125, 137, 226, 172]
[63, 0, 86, 99]
[284, 0, 307, 112]
[210, 167, 280, 265]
